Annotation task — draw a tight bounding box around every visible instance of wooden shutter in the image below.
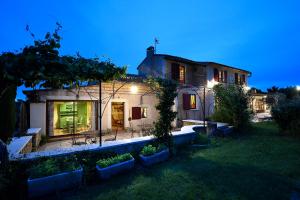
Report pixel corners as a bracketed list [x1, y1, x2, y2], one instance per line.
[235, 73, 239, 84]
[214, 68, 219, 81]
[224, 71, 228, 83]
[171, 63, 180, 81]
[242, 74, 246, 84]
[132, 107, 141, 120]
[183, 93, 190, 110]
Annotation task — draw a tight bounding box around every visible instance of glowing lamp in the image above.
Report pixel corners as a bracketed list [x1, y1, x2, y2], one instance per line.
[130, 85, 138, 94]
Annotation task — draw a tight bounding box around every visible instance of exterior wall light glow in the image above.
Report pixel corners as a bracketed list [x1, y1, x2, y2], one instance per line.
[130, 85, 138, 94]
[207, 80, 216, 89]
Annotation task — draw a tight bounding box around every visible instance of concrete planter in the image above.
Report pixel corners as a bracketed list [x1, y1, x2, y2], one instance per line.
[96, 157, 135, 180]
[139, 149, 169, 166]
[28, 167, 83, 199]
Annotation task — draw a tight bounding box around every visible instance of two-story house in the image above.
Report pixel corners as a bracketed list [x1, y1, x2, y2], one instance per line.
[138, 46, 251, 125]
[24, 46, 251, 139]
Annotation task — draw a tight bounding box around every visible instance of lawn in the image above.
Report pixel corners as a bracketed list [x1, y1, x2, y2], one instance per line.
[52, 122, 300, 200]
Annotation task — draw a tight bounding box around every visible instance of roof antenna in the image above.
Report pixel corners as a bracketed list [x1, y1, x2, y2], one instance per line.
[154, 37, 159, 53]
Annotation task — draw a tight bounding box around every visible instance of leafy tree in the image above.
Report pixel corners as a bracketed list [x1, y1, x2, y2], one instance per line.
[272, 99, 300, 135]
[266, 86, 300, 108]
[212, 84, 252, 132]
[148, 78, 178, 149]
[0, 24, 126, 142]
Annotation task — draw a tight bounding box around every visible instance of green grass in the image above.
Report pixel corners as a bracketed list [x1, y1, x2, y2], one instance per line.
[58, 122, 300, 200]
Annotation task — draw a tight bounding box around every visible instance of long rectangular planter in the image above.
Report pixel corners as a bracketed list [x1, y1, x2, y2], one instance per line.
[28, 167, 83, 199]
[139, 149, 169, 166]
[96, 157, 135, 180]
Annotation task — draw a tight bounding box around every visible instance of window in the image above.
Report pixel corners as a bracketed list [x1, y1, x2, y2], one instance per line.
[171, 63, 185, 84]
[52, 101, 95, 136]
[183, 93, 197, 110]
[214, 68, 227, 83]
[235, 73, 246, 85]
[132, 107, 141, 120]
[141, 107, 148, 118]
[190, 94, 196, 109]
[179, 66, 185, 84]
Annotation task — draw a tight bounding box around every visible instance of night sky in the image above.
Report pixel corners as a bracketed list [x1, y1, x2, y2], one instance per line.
[1, 0, 299, 100]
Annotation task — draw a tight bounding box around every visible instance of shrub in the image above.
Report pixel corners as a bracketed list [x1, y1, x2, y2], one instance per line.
[141, 145, 157, 156]
[212, 84, 252, 131]
[271, 99, 300, 135]
[28, 156, 81, 179]
[147, 78, 177, 149]
[96, 153, 132, 168]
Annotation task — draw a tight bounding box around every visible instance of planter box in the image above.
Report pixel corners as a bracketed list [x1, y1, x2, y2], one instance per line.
[28, 167, 83, 199]
[139, 149, 169, 166]
[96, 157, 135, 180]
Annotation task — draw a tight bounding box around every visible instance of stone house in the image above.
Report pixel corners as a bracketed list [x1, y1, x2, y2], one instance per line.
[24, 75, 159, 138]
[24, 46, 251, 139]
[138, 46, 251, 125]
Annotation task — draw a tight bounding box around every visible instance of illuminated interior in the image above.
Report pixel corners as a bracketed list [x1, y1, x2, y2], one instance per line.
[53, 101, 94, 136]
[190, 94, 196, 109]
[179, 66, 185, 83]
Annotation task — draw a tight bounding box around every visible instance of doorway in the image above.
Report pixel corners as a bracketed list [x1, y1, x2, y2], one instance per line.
[111, 102, 124, 130]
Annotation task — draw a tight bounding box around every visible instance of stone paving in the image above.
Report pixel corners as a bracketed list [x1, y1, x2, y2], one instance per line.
[38, 131, 144, 152]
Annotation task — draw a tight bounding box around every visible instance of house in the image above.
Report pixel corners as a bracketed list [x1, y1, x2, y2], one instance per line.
[23, 75, 159, 138]
[138, 46, 251, 125]
[24, 46, 251, 139]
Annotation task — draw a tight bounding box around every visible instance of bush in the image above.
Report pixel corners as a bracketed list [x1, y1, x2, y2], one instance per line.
[140, 144, 167, 156]
[28, 156, 81, 179]
[141, 145, 157, 156]
[212, 84, 252, 131]
[271, 99, 300, 135]
[96, 153, 132, 168]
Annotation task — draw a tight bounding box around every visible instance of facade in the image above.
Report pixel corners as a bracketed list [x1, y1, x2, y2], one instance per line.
[138, 46, 251, 125]
[25, 46, 251, 138]
[24, 78, 159, 137]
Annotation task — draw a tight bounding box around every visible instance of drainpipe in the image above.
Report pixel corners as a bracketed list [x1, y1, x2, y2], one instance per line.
[99, 81, 102, 146]
[203, 87, 206, 129]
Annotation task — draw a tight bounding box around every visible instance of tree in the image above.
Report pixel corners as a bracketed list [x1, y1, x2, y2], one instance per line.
[148, 78, 178, 149]
[212, 84, 252, 132]
[0, 24, 126, 142]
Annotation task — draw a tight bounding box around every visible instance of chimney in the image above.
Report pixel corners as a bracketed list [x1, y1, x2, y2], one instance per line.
[146, 46, 155, 57]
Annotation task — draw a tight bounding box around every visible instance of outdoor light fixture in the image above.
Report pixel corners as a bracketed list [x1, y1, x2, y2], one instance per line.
[130, 85, 138, 94]
[207, 80, 216, 89]
[296, 85, 300, 91]
[244, 86, 251, 91]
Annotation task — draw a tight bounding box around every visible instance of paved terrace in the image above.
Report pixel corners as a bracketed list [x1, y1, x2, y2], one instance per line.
[8, 125, 199, 161]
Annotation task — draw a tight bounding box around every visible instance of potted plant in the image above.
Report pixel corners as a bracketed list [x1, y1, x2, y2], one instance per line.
[139, 144, 169, 166]
[96, 153, 135, 179]
[27, 157, 83, 199]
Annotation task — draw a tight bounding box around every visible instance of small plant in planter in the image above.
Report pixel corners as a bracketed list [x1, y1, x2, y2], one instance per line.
[96, 153, 135, 179]
[27, 156, 83, 199]
[139, 144, 169, 166]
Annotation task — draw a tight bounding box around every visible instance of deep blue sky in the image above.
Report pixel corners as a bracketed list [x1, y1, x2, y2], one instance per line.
[1, 0, 300, 100]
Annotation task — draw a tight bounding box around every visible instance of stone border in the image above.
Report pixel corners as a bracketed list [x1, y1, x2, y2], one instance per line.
[9, 125, 198, 161]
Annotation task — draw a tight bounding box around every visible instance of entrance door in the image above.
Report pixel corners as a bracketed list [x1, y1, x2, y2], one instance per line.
[111, 102, 124, 130]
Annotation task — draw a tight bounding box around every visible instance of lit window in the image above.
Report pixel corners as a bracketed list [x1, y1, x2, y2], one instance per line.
[179, 66, 185, 84]
[141, 107, 148, 118]
[190, 94, 196, 109]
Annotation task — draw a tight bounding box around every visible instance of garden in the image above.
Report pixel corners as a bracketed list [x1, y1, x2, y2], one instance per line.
[2, 121, 299, 200]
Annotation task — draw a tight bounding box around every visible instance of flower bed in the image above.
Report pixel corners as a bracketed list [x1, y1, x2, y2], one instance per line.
[27, 157, 82, 198]
[139, 144, 169, 166]
[96, 153, 135, 179]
